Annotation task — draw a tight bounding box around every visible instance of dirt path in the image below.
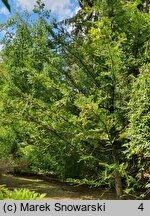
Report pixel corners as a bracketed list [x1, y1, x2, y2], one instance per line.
[1, 174, 116, 200]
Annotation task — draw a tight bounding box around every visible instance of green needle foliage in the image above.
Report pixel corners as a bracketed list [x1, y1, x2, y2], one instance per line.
[125, 65, 150, 180]
[0, 0, 149, 199]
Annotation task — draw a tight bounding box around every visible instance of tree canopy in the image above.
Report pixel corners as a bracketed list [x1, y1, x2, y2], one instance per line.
[0, 0, 150, 199]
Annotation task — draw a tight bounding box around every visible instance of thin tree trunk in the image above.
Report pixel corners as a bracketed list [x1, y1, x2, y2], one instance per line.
[112, 146, 123, 199]
[0, 172, 2, 182]
[144, 0, 149, 13]
[114, 170, 123, 199]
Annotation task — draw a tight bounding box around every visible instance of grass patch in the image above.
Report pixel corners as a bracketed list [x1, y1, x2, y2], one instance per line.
[1, 174, 116, 200]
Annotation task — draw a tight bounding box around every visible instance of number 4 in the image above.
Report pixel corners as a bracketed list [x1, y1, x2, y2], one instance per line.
[138, 203, 144, 211]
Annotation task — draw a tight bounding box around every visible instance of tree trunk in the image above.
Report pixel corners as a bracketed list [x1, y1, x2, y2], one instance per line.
[114, 170, 123, 199]
[0, 172, 2, 181]
[112, 146, 123, 199]
[144, 0, 149, 13]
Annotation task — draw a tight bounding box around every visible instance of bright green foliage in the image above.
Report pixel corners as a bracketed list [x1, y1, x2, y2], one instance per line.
[0, 185, 45, 200]
[0, 3, 84, 179]
[125, 65, 150, 179]
[0, 0, 149, 199]
[53, 0, 149, 195]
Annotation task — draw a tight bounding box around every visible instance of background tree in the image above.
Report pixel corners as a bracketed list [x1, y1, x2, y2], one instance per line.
[125, 64, 150, 184]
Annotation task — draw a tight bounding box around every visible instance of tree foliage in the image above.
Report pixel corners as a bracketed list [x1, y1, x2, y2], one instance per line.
[0, 0, 149, 199]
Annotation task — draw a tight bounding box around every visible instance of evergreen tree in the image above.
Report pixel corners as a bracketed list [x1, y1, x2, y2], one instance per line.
[0, 0, 149, 199]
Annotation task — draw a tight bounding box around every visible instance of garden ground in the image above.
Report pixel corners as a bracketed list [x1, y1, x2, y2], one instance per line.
[1, 174, 116, 200]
